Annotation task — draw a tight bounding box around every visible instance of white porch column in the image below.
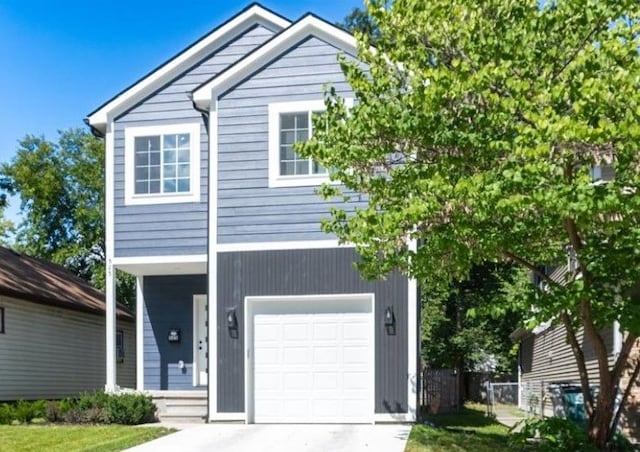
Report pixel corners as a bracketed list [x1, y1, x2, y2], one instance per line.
[105, 259, 117, 392]
[136, 276, 145, 391]
[105, 122, 117, 393]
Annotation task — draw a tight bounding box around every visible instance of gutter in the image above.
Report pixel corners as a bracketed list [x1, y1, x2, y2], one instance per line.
[83, 118, 105, 138]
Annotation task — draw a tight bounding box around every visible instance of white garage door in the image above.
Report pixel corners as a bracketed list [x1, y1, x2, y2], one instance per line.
[250, 297, 373, 423]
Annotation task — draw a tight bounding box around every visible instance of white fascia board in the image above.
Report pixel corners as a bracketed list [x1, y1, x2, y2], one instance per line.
[192, 15, 358, 110]
[87, 5, 290, 132]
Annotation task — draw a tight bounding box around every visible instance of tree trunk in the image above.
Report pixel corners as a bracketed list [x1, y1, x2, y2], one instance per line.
[588, 383, 616, 451]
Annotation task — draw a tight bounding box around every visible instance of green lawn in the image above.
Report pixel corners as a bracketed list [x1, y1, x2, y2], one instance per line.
[0, 425, 173, 452]
[406, 405, 514, 452]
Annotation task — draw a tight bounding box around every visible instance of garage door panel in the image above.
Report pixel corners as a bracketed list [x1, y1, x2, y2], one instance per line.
[283, 347, 310, 365]
[284, 372, 312, 389]
[313, 323, 338, 340]
[343, 346, 369, 364]
[252, 300, 373, 423]
[283, 322, 309, 340]
[254, 346, 280, 365]
[254, 371, 281, 390]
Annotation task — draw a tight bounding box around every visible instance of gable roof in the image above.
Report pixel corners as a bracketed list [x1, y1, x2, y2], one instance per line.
[192, 13, 357, 110]
[86, 3, 291, 134]
[0, 246, 133, 321]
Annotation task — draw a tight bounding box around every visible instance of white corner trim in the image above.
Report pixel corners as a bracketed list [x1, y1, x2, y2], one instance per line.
[207, 102, 219, 420]
[193, 15, 357, 109]
[87, 5, 290, 131]
[123, 123, 201, 206]
[216, 240, 353, 253]
[407, 239, 418, 422]
[136, 276, 145, 391]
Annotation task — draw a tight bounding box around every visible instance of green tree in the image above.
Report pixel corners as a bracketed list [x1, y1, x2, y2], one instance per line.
[423, 264, 525, 399]
[0, 206, 14, 246]
[303, 0, 640, 448]
[0, 129, 134, 307]
[338, 7, 380, 43]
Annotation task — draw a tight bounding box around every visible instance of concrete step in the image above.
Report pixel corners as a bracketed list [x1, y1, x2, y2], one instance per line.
[151, 391, 207, 424]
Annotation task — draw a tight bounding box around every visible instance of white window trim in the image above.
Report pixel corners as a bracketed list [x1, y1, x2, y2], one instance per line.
[268, 99, 331, 188]
[124, 123, 201, 205]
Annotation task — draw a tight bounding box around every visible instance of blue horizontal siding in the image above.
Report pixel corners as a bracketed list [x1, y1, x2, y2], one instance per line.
[217, 36, 365, 244]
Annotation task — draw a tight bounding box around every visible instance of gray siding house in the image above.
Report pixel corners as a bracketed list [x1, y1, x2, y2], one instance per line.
[512, 262, 640, 441]
[86, 4, 418, 423]
[0, 246, 135, 400]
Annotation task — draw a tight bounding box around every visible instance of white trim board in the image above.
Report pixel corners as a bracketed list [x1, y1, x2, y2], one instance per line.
[216, 240, 353, 252]
[87, 5, 290, 133]
[112, 254, 207, 276]
[193, 15, 357, 110]
[135, 276, 145, 391]
[407, 239, 418, 422]
[207, 103, 219, 420]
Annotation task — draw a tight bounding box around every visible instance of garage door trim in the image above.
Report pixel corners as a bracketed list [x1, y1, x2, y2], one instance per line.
[244, 293, 375, 424]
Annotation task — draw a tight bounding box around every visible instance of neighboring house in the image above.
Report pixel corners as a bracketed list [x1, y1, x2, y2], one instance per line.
[0, 246, 135, 401]
[86, 4, 418, 424]
[511, 264, 640, 441]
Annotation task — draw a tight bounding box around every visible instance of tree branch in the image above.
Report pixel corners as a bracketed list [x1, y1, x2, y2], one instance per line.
[610, 355, 640, 439]
[562, 310, 594, 416]
[501, 250, 555, 287]
[611, 333, 638, 386]
[551, 18, 608, 82]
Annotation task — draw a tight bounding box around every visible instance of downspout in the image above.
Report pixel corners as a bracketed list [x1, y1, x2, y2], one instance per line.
[190, 94, 210, 422]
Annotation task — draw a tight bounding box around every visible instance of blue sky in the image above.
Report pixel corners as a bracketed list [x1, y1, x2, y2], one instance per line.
[0, 0, 361, 223]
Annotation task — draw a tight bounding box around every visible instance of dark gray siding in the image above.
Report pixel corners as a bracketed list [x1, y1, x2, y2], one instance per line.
[143, 274, 207, 390]
[217, 248, 408, 414]
[217, 36, 365, 243]
[0, 295, 135, 400]
[113, 25, 276, 257]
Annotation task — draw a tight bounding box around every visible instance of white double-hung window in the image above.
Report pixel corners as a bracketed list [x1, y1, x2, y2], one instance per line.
[124, 123, 200, 205]
[268, 100, 329, 188]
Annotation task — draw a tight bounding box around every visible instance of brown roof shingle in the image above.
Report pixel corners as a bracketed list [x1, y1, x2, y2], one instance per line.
[0, 246, 133, 321]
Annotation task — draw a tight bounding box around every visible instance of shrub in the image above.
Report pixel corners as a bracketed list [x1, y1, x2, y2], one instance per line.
[0, 403, 12, 425]
[64, 408, 84, 424]
[82, 407, 109, 424]
[510, 417, 595, 451]
[77, 390, 110, 411]
[105, 393, 156, 425]
[45, 401, 62, 423]
[13, 400, 46, 424]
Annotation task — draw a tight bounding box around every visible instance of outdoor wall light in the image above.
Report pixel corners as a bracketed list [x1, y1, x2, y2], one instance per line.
[384, 306, 395, 327]
[226, 307, 238, 330]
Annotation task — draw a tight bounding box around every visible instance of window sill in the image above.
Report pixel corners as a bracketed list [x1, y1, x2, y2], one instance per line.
[124, 192, 200, 206]
[268, 175, 332, 188]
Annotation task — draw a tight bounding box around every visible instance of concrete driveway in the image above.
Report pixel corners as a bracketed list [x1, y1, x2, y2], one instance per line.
[127, 423, 411, 452]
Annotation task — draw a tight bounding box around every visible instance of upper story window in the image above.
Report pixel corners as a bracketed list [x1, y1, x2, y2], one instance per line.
[124, 123, 201, 205]
[268, 100, 329, 188]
